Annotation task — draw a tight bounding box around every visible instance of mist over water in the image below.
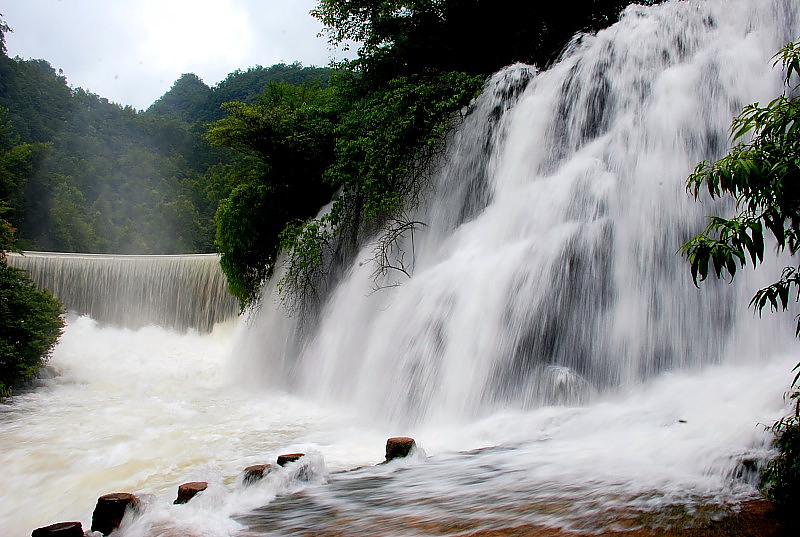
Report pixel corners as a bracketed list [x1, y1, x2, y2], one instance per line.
[3, 0, 800, 535]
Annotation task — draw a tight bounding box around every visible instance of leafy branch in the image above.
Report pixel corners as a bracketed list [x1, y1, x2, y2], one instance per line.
[683, 41, 800, 329]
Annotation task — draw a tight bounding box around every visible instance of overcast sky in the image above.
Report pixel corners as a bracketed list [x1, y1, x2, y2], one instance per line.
[2, 0, 350, 110]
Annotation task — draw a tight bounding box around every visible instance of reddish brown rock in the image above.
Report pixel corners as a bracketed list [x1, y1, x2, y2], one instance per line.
[385, 436, 416, 462]
[174, 481, 208, 504]
[243, 463, 275, 485]
[31, 521, 84, 537]
[277, 453, 305, 467]
[90, 492, 137, 535]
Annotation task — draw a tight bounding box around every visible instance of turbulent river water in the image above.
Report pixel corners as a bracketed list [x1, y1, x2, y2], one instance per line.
[3, 0, 800, 535]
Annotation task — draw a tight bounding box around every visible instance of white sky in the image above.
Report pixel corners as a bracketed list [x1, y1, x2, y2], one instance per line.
[2, 0, 350, 110]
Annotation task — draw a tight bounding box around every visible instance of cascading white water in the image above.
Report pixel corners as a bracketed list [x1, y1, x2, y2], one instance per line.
[3, 1, 800, 536]
[234, 0, 800, 427]
[7, 252, 238, 331]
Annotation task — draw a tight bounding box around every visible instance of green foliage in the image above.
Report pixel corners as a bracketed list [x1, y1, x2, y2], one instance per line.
[207, 64, 334, 122]
[0, 52, 219, 253]
[148, 63, 334, 123]
[681, 41, 800, 512]
[278, 217, 334, 309]
[0, 26, 336, 257]
[146, 73, 213, 122]
[326, 71, 484, 223]
[761, 390, 800, 515]
[208, 82, 339, 308]
[0, 261, 64, 397]
[0, 107, 47, 224]
[0, 217, 15, 254]
[0, 54, 73, 144]
[208, 68, 482, 308]
[215, 182, 281, 310]
[3, 18, 317, 261]
[208, 82, 338, 171]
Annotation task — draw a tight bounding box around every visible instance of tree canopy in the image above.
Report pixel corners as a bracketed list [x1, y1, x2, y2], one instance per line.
[208, 82, 340, 309]
[208, 66, 483, 310]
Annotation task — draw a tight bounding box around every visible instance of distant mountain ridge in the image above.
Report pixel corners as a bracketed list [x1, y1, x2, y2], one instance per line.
[148, 63, 333, 123]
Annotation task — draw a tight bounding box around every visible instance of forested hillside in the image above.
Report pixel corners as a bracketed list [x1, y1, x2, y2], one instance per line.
[0, 26, 331, 254]
[149, 64, 333, 123]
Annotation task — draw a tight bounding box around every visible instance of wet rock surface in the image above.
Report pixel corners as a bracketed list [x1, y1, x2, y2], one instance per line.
[243, 463, 275, 485]
[90, 492, 137, 535]
[385, 437, 416, 462]
[31, 521, 84, 537]
[174, 481, 208, 504]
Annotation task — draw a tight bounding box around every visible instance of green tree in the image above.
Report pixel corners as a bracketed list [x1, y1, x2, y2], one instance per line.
[0, 81, 64, 396]
[2, 12, 349, 258]
[0, 257, 65, 397]
[215, 182, 283, 309]
[681, 41, 800, 513]
[0, 107, 48, 222]
[325, 71, 482, 223]
[682, 43, 800, 329]
[208, 82, 339, 308]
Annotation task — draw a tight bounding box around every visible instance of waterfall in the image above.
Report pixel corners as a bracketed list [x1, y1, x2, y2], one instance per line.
[5, 1, 800, 536]
[7, 251, 238, 331]
[234, 0, 800, 426]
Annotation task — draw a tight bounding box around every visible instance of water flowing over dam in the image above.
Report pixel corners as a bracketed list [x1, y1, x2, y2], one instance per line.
[2, 1, 800, 536]
[7, 251, 238, 331]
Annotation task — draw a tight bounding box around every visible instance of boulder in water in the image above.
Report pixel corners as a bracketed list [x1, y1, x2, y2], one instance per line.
[385, 437, 416, 462]
[174, 481, 208, 504]
[31, 521, 84, 537]
[90, 492, 137, 535]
